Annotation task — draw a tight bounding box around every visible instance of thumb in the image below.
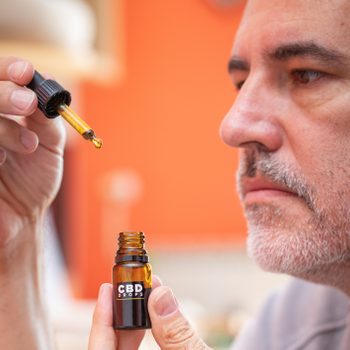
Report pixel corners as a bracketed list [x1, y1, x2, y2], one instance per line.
[88, 283, 145, 350]
[148, 286, 211, 350]
[88, 283, 117, 350]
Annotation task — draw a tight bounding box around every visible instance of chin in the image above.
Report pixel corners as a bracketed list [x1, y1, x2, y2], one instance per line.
[243, 194, 350, 279]
[245, 209, 350, 279]
[246, 228, 312, 275]
[244, 205, 350, 296]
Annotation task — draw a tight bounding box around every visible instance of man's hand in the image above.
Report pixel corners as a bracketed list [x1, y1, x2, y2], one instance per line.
[0, 56, 65, 250]
[0, 56, 66, 350]
[89, 276, 211, 350]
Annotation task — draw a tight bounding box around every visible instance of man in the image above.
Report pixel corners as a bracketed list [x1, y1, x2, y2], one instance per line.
[89, 0, 350, 348]
[1, 0, 350, 349]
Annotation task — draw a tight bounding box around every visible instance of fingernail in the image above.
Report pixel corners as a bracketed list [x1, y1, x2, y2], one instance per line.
[8, 61, 29, 80]
[99, 284, 109, 299]
[154, 288, 178, 317]
[20, 128, 38, 151]
[98, 284, 113, 302]
[11, 90, 36, 111]
[97, 284, 113, 313]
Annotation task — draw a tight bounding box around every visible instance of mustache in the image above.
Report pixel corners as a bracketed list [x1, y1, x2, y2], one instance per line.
[237, 149, 316, 211]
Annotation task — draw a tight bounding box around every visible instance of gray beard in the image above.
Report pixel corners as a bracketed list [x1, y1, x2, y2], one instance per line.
[237, 148, 350, 279]
[245, 202, 350, 277]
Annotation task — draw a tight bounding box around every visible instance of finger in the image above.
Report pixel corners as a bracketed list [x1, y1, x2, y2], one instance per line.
[114, 275, 162, 349]
[0, 81, 37, 116]
[152, 274, 163, 289]
[149, 286, 211, 350]
[112, 275, 162, 350]
[25, 109, 66, 152]
[88, 283, 117, 350]
[0, 57, 34, 85]
[0, 59, 64, 149]
[89, 283, 146, 350]
[117, 330, 145, 350]
[0, 117, 38, 153]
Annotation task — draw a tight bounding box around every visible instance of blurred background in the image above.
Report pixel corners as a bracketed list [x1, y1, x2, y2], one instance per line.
[0, 0, 289, 349]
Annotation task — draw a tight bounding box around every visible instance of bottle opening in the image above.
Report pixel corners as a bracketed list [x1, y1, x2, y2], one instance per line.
[116, 232, 148, 263]
[118, 231, 145, 248]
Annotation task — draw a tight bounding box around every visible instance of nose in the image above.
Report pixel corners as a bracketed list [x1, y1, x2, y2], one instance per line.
[220, 78, 283, 152]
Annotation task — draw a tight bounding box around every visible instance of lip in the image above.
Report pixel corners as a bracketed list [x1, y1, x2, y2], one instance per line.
[241, 177, 297, 202]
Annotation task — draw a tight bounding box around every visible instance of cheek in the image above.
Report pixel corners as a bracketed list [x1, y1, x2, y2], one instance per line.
[287, 87, 350, 170]
[296, 136, 350, 213]
[282, 102, 350, 209]
[292, 80, 350, 124]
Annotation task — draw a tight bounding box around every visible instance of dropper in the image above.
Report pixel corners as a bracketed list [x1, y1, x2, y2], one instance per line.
[57, 104, 102, 149]
[27, 71, 103, 149]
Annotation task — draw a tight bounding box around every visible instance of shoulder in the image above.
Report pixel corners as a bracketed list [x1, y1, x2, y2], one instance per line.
[232, 278, 350, 350]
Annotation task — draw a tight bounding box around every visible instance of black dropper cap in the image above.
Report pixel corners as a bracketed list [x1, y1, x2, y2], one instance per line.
[27, 71, 72, 118]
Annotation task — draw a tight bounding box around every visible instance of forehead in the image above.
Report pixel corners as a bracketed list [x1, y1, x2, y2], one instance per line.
[233, 0, 350, 56]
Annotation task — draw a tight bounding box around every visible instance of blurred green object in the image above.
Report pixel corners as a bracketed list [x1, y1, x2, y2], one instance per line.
[205, 331, 235, 350]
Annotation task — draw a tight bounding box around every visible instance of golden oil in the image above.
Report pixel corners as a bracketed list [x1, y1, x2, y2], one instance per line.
[113, 232, 152, 329]
[57, 104, 103, 149]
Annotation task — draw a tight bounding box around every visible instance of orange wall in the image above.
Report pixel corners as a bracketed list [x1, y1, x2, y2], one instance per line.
[63, 0, 246, 297]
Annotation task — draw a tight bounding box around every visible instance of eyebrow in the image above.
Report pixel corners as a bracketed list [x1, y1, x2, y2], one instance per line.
[227, 58, 249, 73]
[267, 41, 347, 64]
[227, 41, 348, 73]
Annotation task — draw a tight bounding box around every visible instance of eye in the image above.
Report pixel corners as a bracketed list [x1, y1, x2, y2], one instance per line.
[291, 69, 323, 84]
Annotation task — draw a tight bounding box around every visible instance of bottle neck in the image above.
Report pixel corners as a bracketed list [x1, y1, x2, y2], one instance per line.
[115, 232, 149, 263]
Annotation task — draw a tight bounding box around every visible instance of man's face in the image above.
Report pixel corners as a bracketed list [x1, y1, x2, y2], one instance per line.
[220, 0, 350, 279]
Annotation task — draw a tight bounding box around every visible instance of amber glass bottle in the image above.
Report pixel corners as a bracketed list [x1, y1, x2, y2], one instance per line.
[113, 232, 152, 330]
